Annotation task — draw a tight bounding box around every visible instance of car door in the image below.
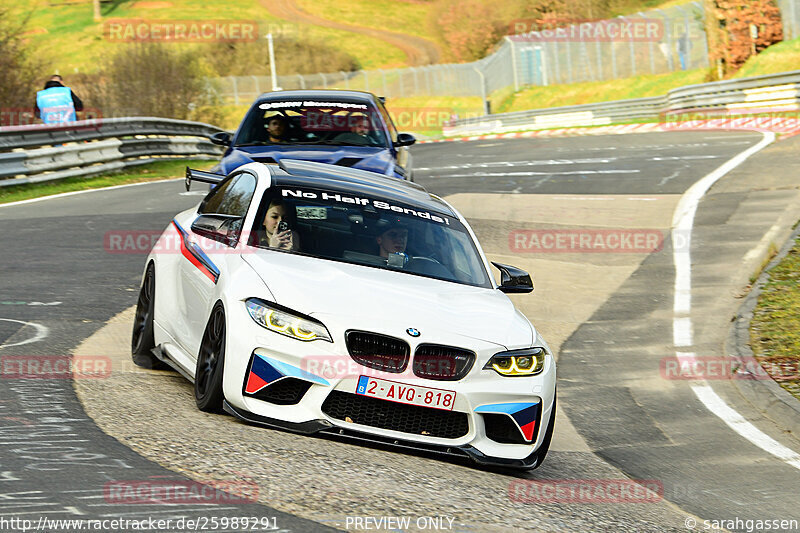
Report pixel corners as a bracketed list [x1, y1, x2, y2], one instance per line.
[175, 171, 257, 360]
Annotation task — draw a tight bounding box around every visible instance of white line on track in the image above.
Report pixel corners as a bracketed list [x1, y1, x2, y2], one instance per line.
[0, 318, 49, 348]
[692, 384, 800, 469]
[428, 170, 641, 178]
[670, 131, 800, 471]
[0, 178, 182, 208]
[415, 158, 616, 171]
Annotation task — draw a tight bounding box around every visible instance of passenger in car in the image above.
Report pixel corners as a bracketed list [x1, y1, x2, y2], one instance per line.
[334, 115, 377, 146]
[261, 198, 300, 251]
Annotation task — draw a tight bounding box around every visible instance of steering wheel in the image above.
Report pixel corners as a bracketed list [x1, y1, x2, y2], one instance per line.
[406, 256, 453, 278]
[410, 256, 441, 265]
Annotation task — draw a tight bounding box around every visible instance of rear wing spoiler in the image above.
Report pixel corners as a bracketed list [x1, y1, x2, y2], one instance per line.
[185, 167, 224, 191]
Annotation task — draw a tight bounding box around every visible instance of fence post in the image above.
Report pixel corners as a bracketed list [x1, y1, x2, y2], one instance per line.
[398, 69, 405, 97]
[363, 70, 369, 92]
[700, 4, 710, 68]
[341, 71, 349, 89]
[581, 39, 593, 82]
[506, 36, 519, 91]
[566, 38, 573, 83]
[624, 17, 637, 77]
[611, 39, 617, 79]
[657, 9, 674, 71]
[425, 66, 432, 94]
[412, 67, 419, 95]
[540, 44, 549, 86]
[640, 12, 656, 74]
[553, 40, 561, 83]
[473, 66, 488, 114]
[321, 73, 327, 89]
[252, 75, 260, 95]
[230, 76, 239, 106]
[680, 5, 691, 69]
[595, 39, 602, 80]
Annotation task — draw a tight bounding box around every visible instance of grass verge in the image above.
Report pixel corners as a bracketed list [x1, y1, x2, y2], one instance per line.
[0, 159, 214, 205]
[22, 0, 405, 73]
[750, 234, 800, 401]
[734, 36, 800, 79]
[497, 69, 709, 113]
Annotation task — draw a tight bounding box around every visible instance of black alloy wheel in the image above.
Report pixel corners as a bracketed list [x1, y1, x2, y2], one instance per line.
[131, 263, 164, 369]
[195, 303, 227, 412]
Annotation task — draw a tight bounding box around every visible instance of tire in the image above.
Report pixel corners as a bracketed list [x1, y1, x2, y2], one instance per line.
[195, 302, 226, 412]
[131, 263, 165, 369]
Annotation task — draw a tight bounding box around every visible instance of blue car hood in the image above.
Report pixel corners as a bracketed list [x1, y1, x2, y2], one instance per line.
[220, 145, 394, 176]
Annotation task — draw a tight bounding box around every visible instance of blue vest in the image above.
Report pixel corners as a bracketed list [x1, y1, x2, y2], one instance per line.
[36, 86, 76, 124]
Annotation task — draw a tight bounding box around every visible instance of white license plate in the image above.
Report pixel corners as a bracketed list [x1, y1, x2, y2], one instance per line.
[355, 376, 456, 411]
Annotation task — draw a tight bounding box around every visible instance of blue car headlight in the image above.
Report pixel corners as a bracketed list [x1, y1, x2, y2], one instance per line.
[484, 348, 546, 376]
[245, 298, 332, 343]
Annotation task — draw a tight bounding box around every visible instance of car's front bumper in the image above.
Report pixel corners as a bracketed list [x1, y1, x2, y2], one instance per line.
[222, 299, 556, 467]
[222, 399, 552, 469]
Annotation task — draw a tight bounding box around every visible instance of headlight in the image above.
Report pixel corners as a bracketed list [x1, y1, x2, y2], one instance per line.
[245, 298, 332, 343]
[484, 348, 546, 376]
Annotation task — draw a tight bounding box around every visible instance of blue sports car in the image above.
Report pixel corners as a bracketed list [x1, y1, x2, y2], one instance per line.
[211, 90, 416, 180]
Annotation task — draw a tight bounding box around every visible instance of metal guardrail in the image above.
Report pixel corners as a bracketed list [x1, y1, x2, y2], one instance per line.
[0, 117, 226, 188]
[444, 70, 800, 136]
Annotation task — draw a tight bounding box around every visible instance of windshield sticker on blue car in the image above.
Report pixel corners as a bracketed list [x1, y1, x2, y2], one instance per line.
[259, 101, 368, 110]
[281, 189, 451, 225]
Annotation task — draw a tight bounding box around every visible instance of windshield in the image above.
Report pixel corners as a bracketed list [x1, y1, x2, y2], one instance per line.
[249, 187, 491, 288]
[235, 99, 389, 148]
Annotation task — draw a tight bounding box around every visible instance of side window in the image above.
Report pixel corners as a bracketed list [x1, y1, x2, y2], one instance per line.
[376, 101, 398, 143]
[196, 172, 257, 246]
[199, 172, 257, 217]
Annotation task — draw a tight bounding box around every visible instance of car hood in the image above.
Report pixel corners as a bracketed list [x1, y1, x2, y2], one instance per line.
[222, 145, 394, 175]
[241, 251, 534, 349]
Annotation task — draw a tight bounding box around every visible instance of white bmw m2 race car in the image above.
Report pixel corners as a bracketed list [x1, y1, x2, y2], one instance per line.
[131, 159, 556, 469]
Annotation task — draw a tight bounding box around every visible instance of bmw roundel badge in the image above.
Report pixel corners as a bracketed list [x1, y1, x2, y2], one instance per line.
[406, 328, 421, 338]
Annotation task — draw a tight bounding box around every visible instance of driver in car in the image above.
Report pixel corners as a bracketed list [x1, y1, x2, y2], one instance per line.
[376, 223, 408, 258]
[265, 114, 289, 143]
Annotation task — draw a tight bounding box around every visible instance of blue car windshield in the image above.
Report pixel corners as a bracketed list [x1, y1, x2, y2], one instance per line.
[249, 187, 492, 288]
[236, 100, 390, 148]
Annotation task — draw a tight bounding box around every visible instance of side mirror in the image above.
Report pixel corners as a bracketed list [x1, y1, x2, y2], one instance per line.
[492, 262, 533, 294]
[191, 214, 242, 247]
[210, 131, 232, 146]
[394, 133, 416, 147]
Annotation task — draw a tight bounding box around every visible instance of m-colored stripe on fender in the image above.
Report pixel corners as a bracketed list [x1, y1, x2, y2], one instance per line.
[172, 220, 220, 284]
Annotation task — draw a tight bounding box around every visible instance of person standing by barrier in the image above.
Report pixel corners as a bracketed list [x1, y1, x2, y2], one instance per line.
[34, 75, 84, 124]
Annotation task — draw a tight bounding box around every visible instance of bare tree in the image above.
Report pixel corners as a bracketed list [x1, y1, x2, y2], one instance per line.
[0, 7, 46, 113]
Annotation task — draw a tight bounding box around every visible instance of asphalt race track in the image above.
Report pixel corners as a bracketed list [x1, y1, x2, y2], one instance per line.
[2, 130, 800, 532]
